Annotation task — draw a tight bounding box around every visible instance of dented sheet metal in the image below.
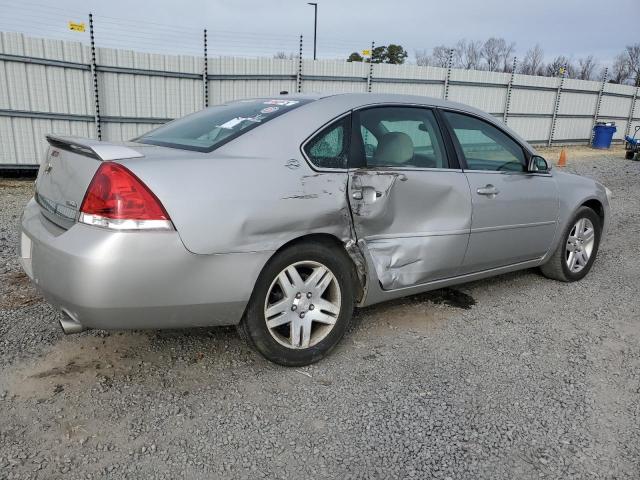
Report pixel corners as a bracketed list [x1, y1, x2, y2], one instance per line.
[366, 235, 470, 290]
[122, 152, 353, 255]
[348, 169, 472, 290]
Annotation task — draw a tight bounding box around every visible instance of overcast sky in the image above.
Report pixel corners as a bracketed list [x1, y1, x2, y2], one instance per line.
[0, 0, 634, 66]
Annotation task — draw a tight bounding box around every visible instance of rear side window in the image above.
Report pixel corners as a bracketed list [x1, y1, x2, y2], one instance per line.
[356, 107, 448, 169]
[303, 116, 350, 169]
[137, 98, 311, 152]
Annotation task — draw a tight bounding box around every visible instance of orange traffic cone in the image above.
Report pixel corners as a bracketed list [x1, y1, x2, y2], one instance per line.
[558, 148, 567, 167]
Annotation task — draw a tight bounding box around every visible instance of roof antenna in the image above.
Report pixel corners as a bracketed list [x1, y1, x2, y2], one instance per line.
[280, 90, 289, 95]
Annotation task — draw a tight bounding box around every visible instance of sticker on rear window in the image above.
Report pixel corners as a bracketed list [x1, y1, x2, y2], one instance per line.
[261, 106, 279, 114]
[246, 114, 264, 123]
[216, 117, 247, 129]
[264, 99, 299, 106]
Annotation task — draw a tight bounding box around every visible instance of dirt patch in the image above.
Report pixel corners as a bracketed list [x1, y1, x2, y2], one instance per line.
[2, 329, 244, 400]
[29, 359, 105, 379]
[0, 270, 42, 309]
[4, 332, 153, 399]
[0, 179, 33, 189]
[356, 288, 473, 338]
[536, 145, 625, 163]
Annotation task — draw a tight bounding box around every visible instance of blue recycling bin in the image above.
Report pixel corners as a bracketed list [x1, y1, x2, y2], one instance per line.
[592, 123, 616, 149]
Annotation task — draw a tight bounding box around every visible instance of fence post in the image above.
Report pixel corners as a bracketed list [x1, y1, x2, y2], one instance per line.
[503, 56, 517, 124]
[547, 66, 567, 147]
[443, 48, 454, 100]
[367, 41, 375, 93]
[296, 35, 303, 93]
[591, 68, 608, 144]
[625, 78, 639, 137]
[88, 13, 101, 140]
[203, 29, 208, 108]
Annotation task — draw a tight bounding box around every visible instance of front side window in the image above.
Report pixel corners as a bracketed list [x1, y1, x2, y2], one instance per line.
[355, 107, 448, 169]
[137, 98, 311, 152]
[443, 111, 526, 172]
[303, 116, 350, 169]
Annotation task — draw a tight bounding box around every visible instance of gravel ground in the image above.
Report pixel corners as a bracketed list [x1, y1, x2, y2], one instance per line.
[1, 149, 639, 479]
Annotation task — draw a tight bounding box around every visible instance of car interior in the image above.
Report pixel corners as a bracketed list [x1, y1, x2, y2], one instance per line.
[358, 108, 446, 169]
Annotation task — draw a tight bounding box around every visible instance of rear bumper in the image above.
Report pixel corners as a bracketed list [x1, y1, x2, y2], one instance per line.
[20, 198, 272, 330]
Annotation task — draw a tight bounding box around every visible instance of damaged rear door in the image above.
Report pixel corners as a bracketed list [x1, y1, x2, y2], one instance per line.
[347, 106, 472, 290]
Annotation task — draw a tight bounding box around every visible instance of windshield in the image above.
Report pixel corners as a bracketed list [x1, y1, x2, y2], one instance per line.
[136, 98, 312, 152]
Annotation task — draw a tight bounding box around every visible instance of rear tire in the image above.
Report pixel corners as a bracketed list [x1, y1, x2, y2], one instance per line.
[625, 150, 635, 160]
[540, 206, 601, 282]
[239, 242, 355, 367]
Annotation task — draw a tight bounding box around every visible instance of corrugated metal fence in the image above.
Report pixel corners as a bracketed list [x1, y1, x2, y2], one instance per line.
[1, 32, 638, 166]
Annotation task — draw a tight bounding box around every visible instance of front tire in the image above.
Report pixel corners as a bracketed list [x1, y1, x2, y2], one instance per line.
[239, 242, 355, 367]
[625, 150, 635, 160]
[540, 206, 601, 282]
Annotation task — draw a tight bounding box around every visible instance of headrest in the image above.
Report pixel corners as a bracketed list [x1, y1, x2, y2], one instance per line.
[372, 132, 413, 165]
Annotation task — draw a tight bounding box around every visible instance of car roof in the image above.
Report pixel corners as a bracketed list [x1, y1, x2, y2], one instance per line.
[267, 92, 535, 154]
[276, 92, 480, 113]
[233, 92, 491, 121]
[226, 92, 534, 155]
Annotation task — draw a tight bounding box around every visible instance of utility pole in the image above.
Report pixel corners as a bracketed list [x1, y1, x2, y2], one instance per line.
[307, 2, 317, 60]
[88, 13, 101, 140]
[203, 29, 208, 108]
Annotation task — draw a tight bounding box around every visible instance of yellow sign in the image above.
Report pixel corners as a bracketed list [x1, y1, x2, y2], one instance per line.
[361, 49, 371, 57]
[68, 21, 86, 32]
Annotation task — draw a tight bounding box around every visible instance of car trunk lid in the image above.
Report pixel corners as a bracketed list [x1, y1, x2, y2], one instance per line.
[35, 135, 145, 229]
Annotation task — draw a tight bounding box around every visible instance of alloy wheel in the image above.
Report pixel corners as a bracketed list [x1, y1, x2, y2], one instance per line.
[565, 217, 595, 273]
[264, 261, 342, 349]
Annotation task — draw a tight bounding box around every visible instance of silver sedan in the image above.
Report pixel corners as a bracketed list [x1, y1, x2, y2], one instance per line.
[20, 93, 611, 366]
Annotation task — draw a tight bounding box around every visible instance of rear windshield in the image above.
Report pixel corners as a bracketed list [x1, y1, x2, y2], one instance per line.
[136, 98, 311, 152]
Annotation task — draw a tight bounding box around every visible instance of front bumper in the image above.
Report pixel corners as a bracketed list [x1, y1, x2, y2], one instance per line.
[20, 198, 272, 330]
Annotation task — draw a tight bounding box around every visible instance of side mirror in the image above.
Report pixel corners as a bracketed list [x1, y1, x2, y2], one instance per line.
[528, 155, 551, 173]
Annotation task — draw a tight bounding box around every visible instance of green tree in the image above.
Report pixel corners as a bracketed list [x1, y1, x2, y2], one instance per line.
[348, 45, 408, 64]
[385, 44, 408, 64]
[370, 46, 387, 63]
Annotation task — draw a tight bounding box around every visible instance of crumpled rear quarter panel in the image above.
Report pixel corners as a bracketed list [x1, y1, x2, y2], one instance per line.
[120, 103, 355, 255]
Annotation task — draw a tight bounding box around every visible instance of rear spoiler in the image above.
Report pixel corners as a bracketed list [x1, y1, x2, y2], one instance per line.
[46, 135, 144, 161]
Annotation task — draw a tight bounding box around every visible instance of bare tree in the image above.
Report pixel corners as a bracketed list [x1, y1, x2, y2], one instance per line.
[501, 42, 516, 72]
[455, 39, 483, 70]
[273, 51, 297, 60]
[545, 56, 575, 78]
[431, 45, 452, 68]
[481, 38, 515, 72]
[415, 49, 429, 66]
[608, 54, 630, 84]
[415, 45, 451, 68]
[576, 56, 598, 80]
[481, 37, 502, 71]
[520, 44, 545, 75]
[625, 43, 640, 84]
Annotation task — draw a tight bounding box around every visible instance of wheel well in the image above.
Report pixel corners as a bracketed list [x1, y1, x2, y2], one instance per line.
[270, 234, 366, 301]
[581, 199, 605, 224]
[276, 233, 344, 252]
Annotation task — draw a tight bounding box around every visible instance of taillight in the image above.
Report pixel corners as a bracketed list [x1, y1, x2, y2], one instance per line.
[79, 162, 173, 231]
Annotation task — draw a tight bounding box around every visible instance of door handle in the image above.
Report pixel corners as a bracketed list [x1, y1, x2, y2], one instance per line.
[476, 184, 499, 196]
[352, 186, 383, 201]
